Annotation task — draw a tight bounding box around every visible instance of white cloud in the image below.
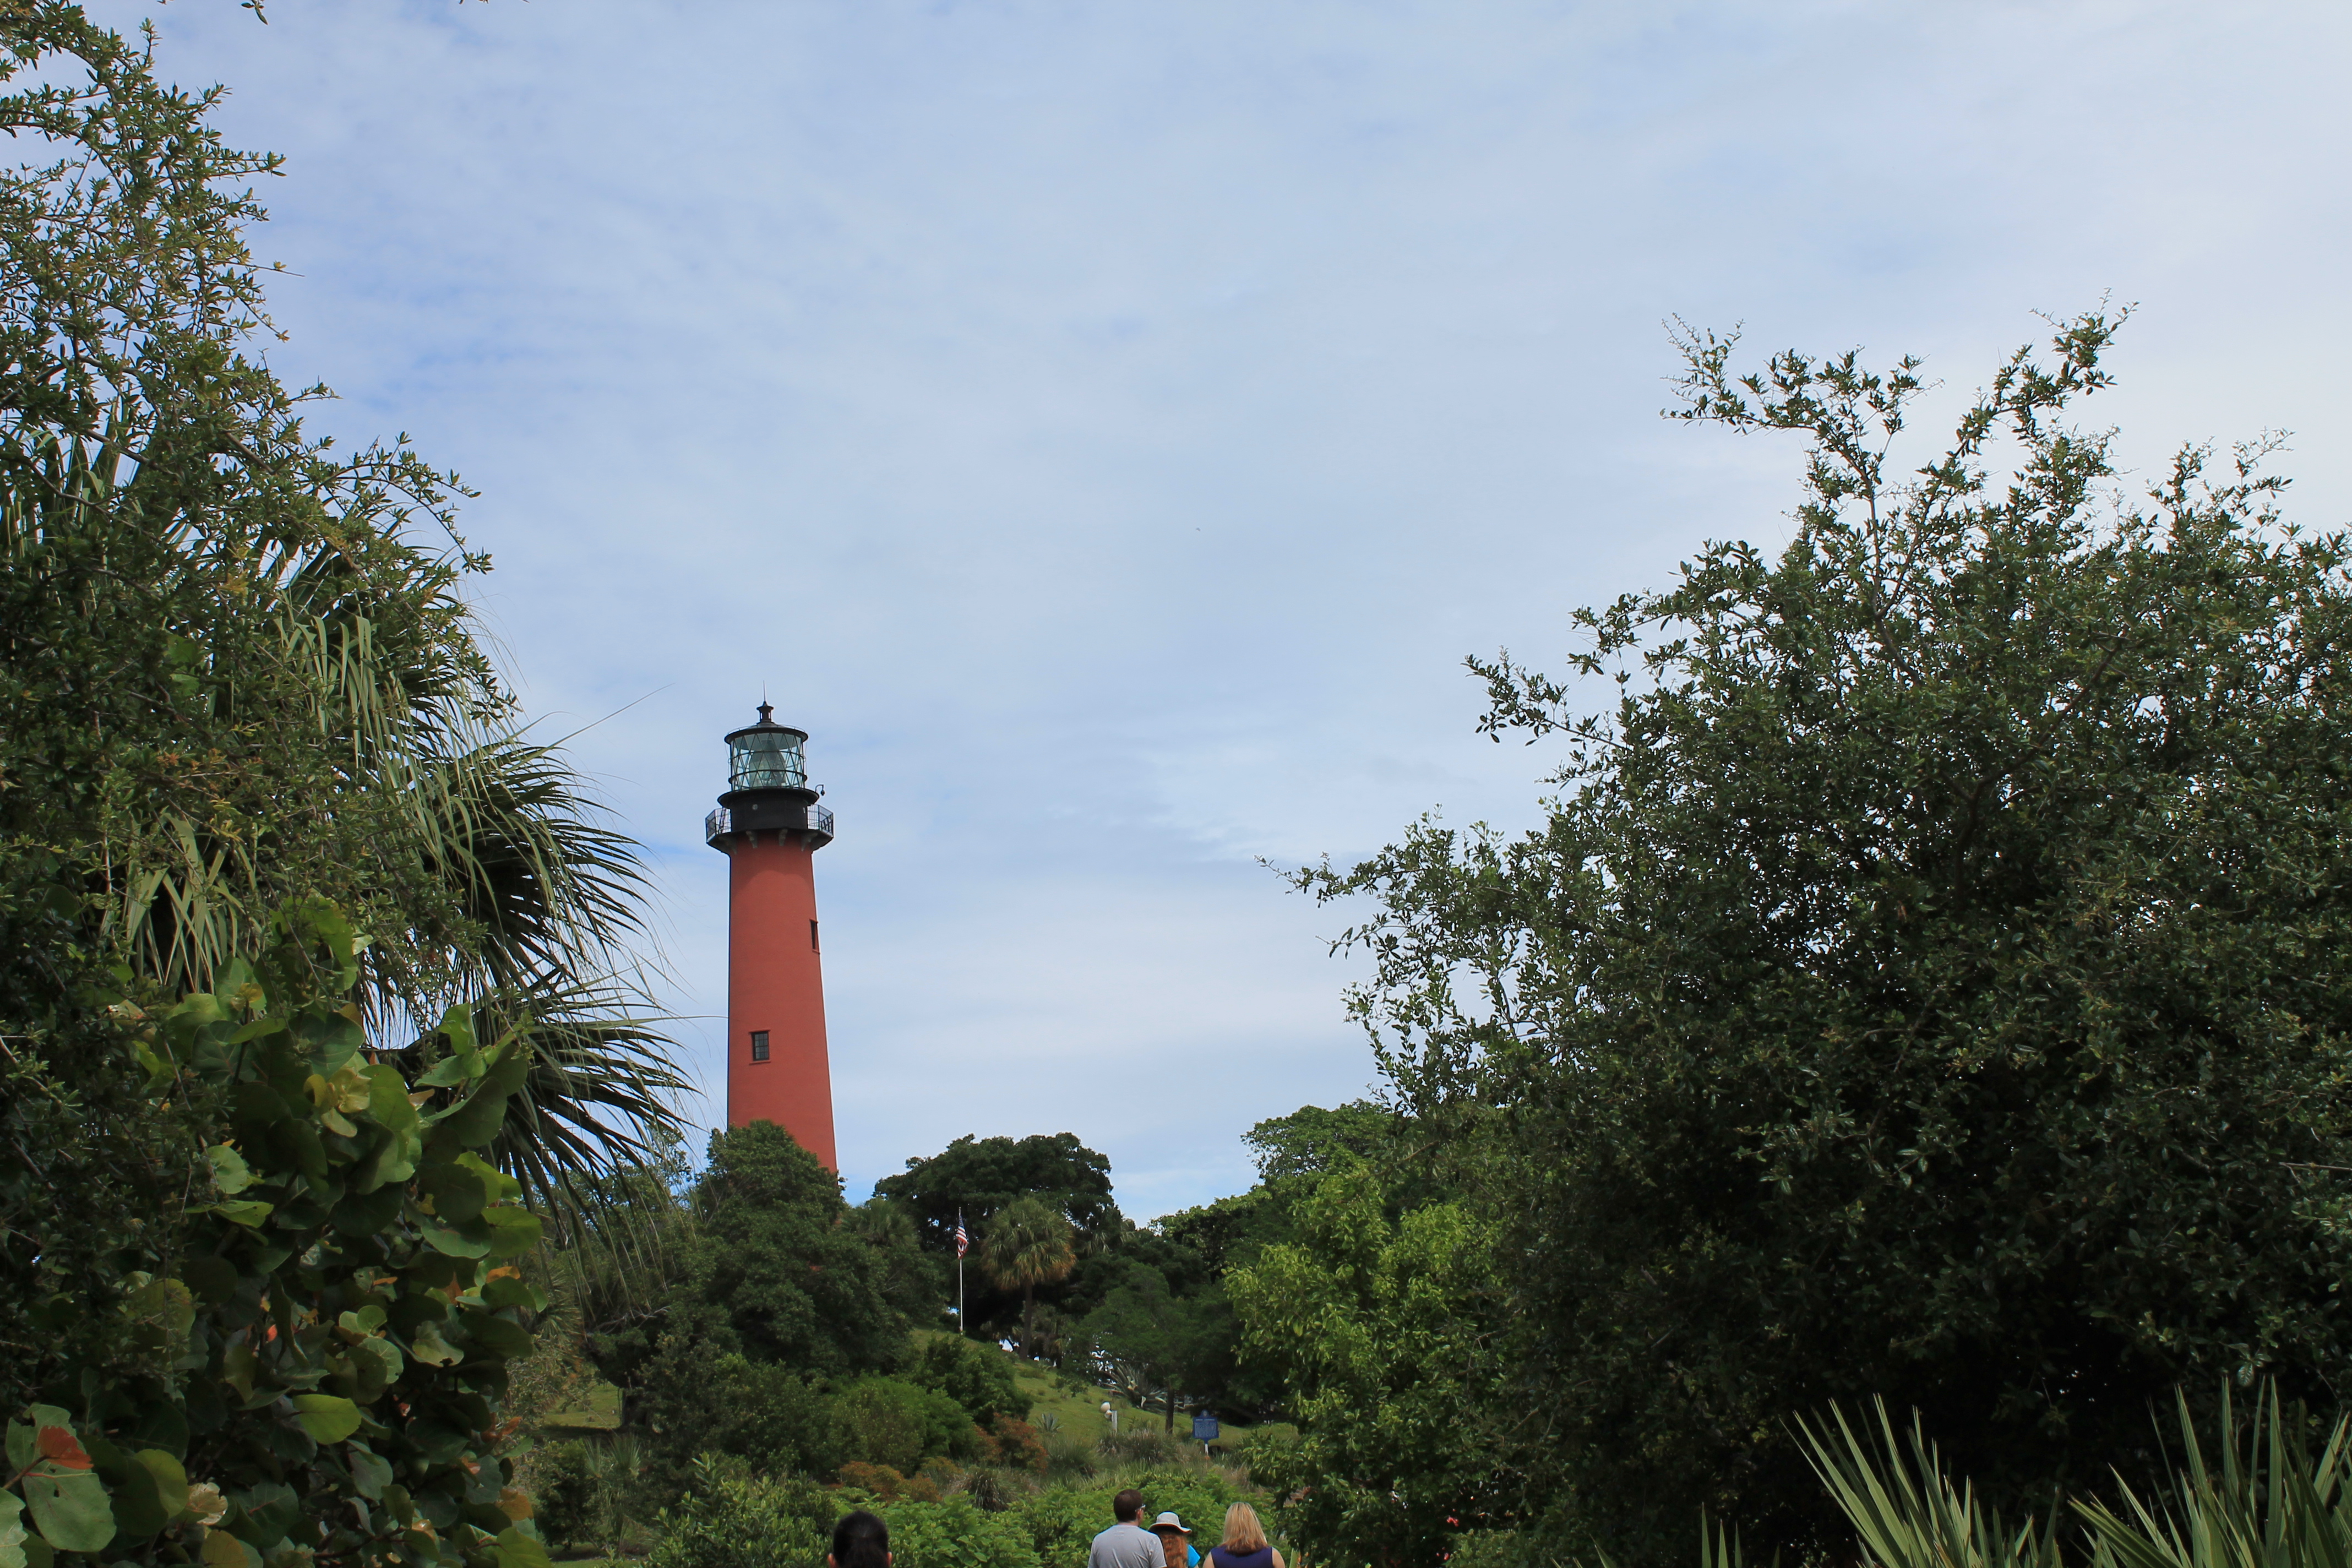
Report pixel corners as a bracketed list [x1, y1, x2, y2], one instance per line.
[96, 0, 2352, 1214]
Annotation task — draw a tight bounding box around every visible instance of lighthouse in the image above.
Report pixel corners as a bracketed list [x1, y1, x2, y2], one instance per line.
[705, 704, 838, 1169]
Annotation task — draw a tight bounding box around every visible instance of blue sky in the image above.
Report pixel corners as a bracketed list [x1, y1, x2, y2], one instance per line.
[104, 0, 2352, 1219]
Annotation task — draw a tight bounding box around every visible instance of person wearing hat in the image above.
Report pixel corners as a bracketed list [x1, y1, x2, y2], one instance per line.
[1149, 1512, 1199, 1568]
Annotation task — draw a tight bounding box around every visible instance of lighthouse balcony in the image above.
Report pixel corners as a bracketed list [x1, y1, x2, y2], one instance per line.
[707, 802, 834, 848]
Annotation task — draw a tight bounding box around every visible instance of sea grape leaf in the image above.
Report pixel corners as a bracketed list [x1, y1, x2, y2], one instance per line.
[481, 1206, 542, 1258]
[290, 1395, 362, 1443]
[23, 1472, 115, 1553]
[202, 1527, 259, 1568]
[134, 1451, 190, 1518]
[346, 1446, 393, 1502]
[408, 1321, 463, 1368]
[495, 1526, 554, 1568]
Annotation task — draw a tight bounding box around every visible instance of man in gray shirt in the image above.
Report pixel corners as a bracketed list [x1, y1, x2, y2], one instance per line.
[1089, 1489, 1164, 1568]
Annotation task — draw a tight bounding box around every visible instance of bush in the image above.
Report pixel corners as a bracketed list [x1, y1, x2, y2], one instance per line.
[1098, 1427, 1180, 1466]
[647, 1465, 834, 1568]
[876, 1497, 1042, 1568]
[908, 1333, 1031, 1423]
[1044, 1433, 1098, 1480]
[524, 1438, 597, 1552]
[956, 1466, 1036, 1513]
[837, 1376, 979, 1472]
[984, 1417, 1050, 1475]
[1012, 1470, 1250, 1565]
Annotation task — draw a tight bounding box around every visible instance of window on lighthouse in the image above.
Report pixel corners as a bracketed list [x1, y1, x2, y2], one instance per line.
[750, 1030, 770, 1061]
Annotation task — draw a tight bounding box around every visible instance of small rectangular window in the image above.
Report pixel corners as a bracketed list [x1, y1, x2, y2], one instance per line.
[749, 1030, 770, 1062]
[810, 919, 820, 952]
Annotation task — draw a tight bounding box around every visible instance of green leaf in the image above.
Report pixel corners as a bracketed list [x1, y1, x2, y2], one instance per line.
[202, 1527, 260, 1568]
[134, 1450, 190, 1520]
[210, 1200, 274, 1227]
[108, 1455, 170, 1541]
[290, 1394, 362, 1443]
[495, 1526, 555, 1568]
[347, 1336, 404, 1400]
[417, 1159, 493, 1224]
[407, 1320, 463, 1368]
[480, 1205, 543, 1259]
[346, 1446, 393, 1502]
[416, 1212, 492, 1258]
[0, 1490, 26, 1568]
[461, 1313, 534, 1362]
[23, 1472, 115, 1553]
[6, 1420, 31, 1473]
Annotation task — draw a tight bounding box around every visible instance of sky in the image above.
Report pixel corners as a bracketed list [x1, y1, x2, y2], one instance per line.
[92, 0, 2352, 1219]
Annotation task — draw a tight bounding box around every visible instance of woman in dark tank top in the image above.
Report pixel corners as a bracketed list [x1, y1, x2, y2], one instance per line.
[1208, 1504, 1284, 1568]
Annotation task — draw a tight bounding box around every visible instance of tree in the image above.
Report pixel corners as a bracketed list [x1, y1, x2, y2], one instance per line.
[0, 0, 688, 1249]
[978, 1197, 1077, 1357]
[650, 1124, 931, 1382]
[1229, 1164, 1512, 1568]
[1305, 309, 2352, 1562]
[1076, 1263, 1233, 1432]
[875, 1133, 1120, 1340]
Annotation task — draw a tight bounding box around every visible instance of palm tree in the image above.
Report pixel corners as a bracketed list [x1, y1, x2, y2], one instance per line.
[979, 1197, 1078, 1357]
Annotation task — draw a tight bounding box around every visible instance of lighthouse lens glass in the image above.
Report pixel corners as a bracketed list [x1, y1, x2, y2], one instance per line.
[731, 729, 807, 791]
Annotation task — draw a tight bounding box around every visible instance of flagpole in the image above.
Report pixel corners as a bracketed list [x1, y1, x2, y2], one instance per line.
[957, 1208, 966, 1338]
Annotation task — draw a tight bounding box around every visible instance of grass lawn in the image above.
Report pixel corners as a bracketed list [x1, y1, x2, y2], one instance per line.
[983, 1340, 1268, 1455]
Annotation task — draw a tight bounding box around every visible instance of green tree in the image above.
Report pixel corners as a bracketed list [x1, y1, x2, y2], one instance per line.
[1076, 1264, 1232, 1432]
[1229, 1164, 1511, 1568]
[0, 0, 687, 1221]
[905, 1333, 1029, 1425]
[1306, 311, 2352, 1560]
[978, 1197, 1078, 1358]
[650, 1123, 930, 1383]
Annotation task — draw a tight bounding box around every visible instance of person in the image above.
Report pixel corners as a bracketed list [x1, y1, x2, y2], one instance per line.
[830, 1510, 890, 1568]
[1150, 1512, 1200, 1568]
[1089, 1489, 1165, 1568]
[1208, 1503, 1283, 1568]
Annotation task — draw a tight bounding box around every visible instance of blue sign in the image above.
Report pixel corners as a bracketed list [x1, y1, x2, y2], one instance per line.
[1191, 1415, 1219, 1443]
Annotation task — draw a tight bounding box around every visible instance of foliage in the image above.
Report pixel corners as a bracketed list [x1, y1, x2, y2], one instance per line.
[1, 901, 548, 1568]
[878, 1134, 1122, 1256]
[652, 1123, 929, 1380]
[1231, 1163, 1512, 1567]
[835, 1378, 980, 1473]
[644, 1462, 831, 1568]
[1011, 1469, 1254, 1566]
[980, 1199, 1079, 1358]
[680, 1355, 841, 1478]
[1301, 311, 2352, 1561]
[0, 0, 686, 1333]
[907, 1333, 1031, 1425]
[1077, 1265, 1232, 1430]
[879, 1496, 1042, 1568]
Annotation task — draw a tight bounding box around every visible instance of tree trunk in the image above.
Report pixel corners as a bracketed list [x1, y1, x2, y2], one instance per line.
[1021, 1280, 1035, 1356]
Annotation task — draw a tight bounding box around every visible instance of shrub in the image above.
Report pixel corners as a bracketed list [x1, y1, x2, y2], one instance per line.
[836, 1377, 978, 1472]
[1013, 1469, 1255, 1564]
[1098, 1427, 1179, 1466]
[840, 1462, 910, 1500]
[1044, 1434, 1098, 1480]
[0, 905, 551, 1568]
[524, 1438, 598, 1551]
[908, 1333, 1031, 1423]
[956, 1466, 1036, 1513]
[876, 1497, 1042, 1568]
[647, 1465, 833, 1568]
[984, 1417, 1050, 1475]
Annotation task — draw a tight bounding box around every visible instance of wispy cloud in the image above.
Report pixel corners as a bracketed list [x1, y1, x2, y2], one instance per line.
[106, 0, 2352, 1214]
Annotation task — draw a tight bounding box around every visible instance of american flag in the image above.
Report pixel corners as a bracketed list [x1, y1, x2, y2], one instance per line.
[955, 1215, 968, 1258]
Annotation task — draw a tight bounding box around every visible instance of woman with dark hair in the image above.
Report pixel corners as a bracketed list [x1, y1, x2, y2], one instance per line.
[830, 1510, 891, 1568]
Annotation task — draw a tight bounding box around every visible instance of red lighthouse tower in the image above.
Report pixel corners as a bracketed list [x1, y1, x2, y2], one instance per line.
[705, 704, 837, 1169]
